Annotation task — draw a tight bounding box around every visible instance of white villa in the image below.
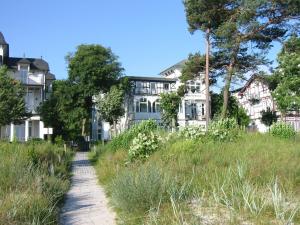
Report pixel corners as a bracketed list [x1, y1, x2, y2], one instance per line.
[0, 32, 55, 141]
[233, 74, 300, 132]
[91, 60, 209, 141]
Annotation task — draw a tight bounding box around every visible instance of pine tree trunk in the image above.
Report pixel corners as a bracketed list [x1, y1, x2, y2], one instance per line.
[81, 118, 86, 137]
[221, 63, 234, 118]
[205, 28, 211, 130]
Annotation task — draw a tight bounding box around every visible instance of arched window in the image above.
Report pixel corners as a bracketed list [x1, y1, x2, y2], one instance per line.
[153, 99, 160, 113]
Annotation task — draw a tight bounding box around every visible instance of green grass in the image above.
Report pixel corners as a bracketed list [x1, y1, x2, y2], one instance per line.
[0, 141, 73, 225]
[93, 132, 300, 225]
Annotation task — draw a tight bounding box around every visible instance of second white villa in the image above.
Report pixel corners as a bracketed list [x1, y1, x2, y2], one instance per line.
[91, 60, 209, 141]
[233, 74, 300, 132]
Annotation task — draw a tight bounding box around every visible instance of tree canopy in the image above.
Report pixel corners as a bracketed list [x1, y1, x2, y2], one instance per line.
[184, 0, 300, 118]
[271, 35, 300, 116]
[0, 66, 27, 126]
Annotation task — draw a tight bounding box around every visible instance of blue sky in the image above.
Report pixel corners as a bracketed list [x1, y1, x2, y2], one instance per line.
[1, 0, 281, 80]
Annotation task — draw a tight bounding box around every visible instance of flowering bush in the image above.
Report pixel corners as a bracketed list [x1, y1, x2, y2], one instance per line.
[270, 122, 296, 139]
[179, 126, 205, 140]
[128, 132, 161, 161]
[208, 118, 240, 142]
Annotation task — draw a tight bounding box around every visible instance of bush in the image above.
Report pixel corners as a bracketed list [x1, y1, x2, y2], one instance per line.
[270, 122, 296, 139]
[208, 118, 240, 142]
[109, 120, 158, 150]
[178, 126, 205, 140]
[128, 132, 161, 161]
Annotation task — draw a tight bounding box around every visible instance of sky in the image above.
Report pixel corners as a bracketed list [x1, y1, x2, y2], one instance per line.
[1, 0, 281, 81]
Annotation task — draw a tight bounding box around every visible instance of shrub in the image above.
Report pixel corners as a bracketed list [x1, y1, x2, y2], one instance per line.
[109, 119, 158, 150]
[128, 132, 161, 161]
[178, 126, 205, 140]
[208, 118, 240, 142]
[270, 122, 296, 139]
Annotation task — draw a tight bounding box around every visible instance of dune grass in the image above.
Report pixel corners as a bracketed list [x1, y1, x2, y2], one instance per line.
[0, 141, 73, 225]
[92, 132, 300, 225]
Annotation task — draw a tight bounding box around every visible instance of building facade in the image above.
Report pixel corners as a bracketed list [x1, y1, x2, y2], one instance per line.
[92, 60, 208, 141]
[0, 32, 55, 141]
[233, 74, 300, 132]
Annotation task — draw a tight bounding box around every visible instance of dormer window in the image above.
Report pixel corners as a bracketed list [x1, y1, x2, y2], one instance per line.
[19, 65, 28, 83]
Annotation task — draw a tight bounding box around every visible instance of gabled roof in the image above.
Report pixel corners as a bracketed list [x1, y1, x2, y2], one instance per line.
[7, 57, 49, 71]
[159, 59, 187, 76]
[238, 74, 267, 94]
[0, 32, 8, 45]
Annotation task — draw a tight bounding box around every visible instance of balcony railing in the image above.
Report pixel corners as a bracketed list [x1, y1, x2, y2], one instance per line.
[14, 74, 43, 85]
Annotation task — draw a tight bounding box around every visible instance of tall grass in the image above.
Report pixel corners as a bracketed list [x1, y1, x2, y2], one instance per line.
[0, 141, 73, 225]
[94, 132, 300, 224]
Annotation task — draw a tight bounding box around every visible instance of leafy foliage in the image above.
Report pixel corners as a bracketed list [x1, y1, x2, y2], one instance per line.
[179, 126, 205, 140]
[261, 108, 278, 127]
[0, 66, 27, 126]
[270, 122, 296, 139]
[211, 92, 250, 127]
[67, 44, 123, 94]
[271, 36, 300, 115]
[128, 132, 161, 161]
[108, 120, 158, 150]
[39, 80, 87, 140]
[96, 85, 125, 124]
[160, 92, 181, 128]
[208, 118, 240, 142]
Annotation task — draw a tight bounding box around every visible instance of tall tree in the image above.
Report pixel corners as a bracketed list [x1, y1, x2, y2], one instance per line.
[66, 44, 123, 136]
[215, 0, 300, 118]
[0, 66, 27, 126]
[184, 0, 231, 127]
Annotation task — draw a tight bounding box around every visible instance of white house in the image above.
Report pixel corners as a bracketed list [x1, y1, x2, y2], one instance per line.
[233, 74, 300, 132]
[92, 60, 209, 141]
[0, 32, 55, 141]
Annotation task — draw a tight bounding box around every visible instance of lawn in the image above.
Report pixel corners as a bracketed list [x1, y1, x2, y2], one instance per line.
[92, 127, 300, 225]
[0, 141, 73, 225]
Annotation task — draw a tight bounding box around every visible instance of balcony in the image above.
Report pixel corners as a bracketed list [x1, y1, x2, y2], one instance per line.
[14, 73, 44, 85]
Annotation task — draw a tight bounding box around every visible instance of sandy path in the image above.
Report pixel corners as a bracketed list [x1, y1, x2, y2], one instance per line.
[60, 152, 116, 225]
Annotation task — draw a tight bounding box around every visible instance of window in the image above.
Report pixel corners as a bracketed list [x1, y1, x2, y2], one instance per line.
[136, 98, 148, 113]
[164, 83, 169, 91]
[186, 81, 201, 93]
[20, 66, 28, 83]
[153, 99, 160, 113]
[185, 100, 204, 120]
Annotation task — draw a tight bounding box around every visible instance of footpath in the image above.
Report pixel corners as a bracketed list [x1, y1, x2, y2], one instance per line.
[60, 152, 116, 225]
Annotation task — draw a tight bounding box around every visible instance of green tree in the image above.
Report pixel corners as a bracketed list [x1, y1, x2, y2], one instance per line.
[160, 92, 181, 130]
[39, 80, 87, 141]
[211, 92, 250, 127]
[261, 108, 278, 127]
[271, 36, 300, 118]
[0, 66, 27, 126]
[66, 44, 123, 136]
[95, 85, 126, 137]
